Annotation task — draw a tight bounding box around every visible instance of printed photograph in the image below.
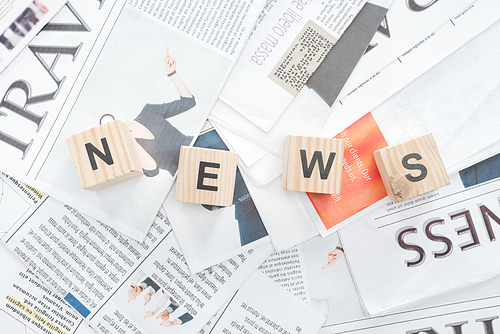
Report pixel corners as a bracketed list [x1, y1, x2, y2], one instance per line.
[36, 6, 231, 236]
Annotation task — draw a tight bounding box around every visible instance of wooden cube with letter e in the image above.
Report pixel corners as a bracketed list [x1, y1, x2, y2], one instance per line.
[373, 132, 450, 203]
[176, 146, 238, 206]
[66, 120, 143, 190]
[282, 135, 344, 194]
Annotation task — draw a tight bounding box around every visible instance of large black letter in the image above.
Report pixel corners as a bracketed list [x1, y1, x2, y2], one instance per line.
[397, 227, 426, 267]
[43, 2, 91, 31]
[0, 81, 48, 131]
[480, 205, 500, 241]
[300, 150, 336, 179]
[402, 153, 428, 182]
[446, 321, 468, 334]
[197, 161, 220, 191]
[86, 138, 113, 170]
[450, 210, 480, 251]
[476, 316, 498, 334]
[0, 131, 33, 159]
[424, 219, 453, 259]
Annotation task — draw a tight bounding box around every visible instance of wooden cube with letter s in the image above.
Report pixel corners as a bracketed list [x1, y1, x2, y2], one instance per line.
[176, 146, 238, 206]
[282, 135, 344, 194]
[374, 132, 450, 203]
[66, 120, 143, 190]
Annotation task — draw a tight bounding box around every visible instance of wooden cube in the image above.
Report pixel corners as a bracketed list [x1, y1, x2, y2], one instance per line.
[282, 135, 344, 194]
[176, 146, 238, 206]
[373, 132, 450, 203]
[66, 120, 143, 190]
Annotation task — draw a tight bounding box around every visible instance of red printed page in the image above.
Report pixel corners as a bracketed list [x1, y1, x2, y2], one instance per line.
[307, 112, 388, 232]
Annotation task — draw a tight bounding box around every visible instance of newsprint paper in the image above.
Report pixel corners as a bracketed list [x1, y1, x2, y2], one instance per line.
[0, 171, 274, 334]
[340, 153, 500, 315]
[0, 0, 266, 241]
[0, 0, 67, 74]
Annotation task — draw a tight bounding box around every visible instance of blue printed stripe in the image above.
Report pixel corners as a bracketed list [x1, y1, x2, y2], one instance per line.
[64, 293, 90, 318]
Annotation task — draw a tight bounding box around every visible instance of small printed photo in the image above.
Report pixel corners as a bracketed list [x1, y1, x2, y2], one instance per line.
[0, 0, 48, 51]
[115, 270, 194, 331]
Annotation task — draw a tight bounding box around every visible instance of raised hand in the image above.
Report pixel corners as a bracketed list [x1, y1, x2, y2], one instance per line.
[164, 47, 176, 74]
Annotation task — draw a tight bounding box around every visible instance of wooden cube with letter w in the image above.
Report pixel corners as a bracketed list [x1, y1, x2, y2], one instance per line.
[282, 135, 344, 194]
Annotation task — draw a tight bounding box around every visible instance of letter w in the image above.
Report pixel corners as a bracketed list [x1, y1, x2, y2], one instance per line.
[85, 138, 113, 170]
[300, 150, 335, 179]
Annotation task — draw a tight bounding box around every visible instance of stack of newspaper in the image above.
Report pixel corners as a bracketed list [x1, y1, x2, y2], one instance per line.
[1, 0, 500, 333]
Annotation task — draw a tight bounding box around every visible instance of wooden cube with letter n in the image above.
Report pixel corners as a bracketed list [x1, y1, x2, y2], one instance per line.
[373, 132, 450, 203]
[282, 135, 344, 194]
[66, 120, 143, 190]
[176, 146, 238, 206]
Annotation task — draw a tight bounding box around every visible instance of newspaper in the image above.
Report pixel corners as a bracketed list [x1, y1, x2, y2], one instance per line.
[210, 0, 499, 188]
[0, 0, 67, 74]
[339, 150, 500, 315]
[219, 0, 368, 133]
[200, 270, 326, 334]
[259, 232, 364, 327]
[0, 176, 274, 333]
[325, 285, 500, 334]
[257, 190, 500, 333]
[0, 174, 96, 334]
[0, 0, 267, 241]
[165, 125, 271, 273]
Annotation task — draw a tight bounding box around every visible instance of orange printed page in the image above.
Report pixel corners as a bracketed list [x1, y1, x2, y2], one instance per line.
[307, 112, 388, 230]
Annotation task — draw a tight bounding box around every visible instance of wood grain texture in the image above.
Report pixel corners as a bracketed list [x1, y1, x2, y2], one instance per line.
[282, 135, 344, 194]
[66, 120, 143, 190]
[373, 132, 450, 203]
[176, 146, 238, 206]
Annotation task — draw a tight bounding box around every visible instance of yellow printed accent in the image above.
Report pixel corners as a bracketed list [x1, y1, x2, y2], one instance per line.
[6, 295, 68, 334]
[21, 183, 44, 199]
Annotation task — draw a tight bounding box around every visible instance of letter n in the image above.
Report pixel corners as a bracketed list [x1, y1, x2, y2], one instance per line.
[85, 138, 113, 170]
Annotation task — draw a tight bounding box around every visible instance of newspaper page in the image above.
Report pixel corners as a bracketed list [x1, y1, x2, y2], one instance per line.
[0, 0, 267, 241]
[320, 0, 500, 140]
[0, 174, 96, 334]
[0, 246, 97, 334]
[165, 126, 270, 273]
[327, 291, 500, 334]
[259, 233, 365, 328]
[258, 200, 500, 333]
[0, 0, 67, 74]
[338, 151, 500, 315]
[210, 0, 499, 188]
[0, 179, 274, 333]
[219, 0, 367, 133]
[202, 270, 326, 334]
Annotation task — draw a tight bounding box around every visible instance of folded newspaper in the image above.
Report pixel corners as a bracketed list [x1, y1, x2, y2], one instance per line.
[340, 152, 500, 315]
[0, 0, 267, 241]
[0, 173, 275, 333]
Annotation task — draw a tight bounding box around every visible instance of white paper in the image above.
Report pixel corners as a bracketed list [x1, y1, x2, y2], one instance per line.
[165, 126, 271, 273]
[0, 0, 68, 74]
[0, 0, 267, 241]
[211, 0, 500, 189]
[220, 0, 367, 132]
[1, 182, 274, 333]
[340, 151, 500, 315]
[207, 270, 326, 334]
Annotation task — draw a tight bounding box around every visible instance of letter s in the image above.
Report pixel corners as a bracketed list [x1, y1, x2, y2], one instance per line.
[424, 219, 452, 259]
[396, 227, 425, 267]
[402, 153, 428, 182]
